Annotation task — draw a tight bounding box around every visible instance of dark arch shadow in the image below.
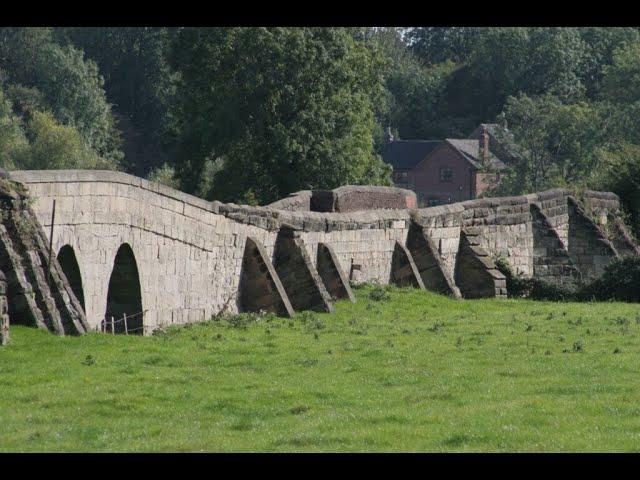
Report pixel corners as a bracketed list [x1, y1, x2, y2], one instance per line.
[57, 245, 85, 313]
[104, 243, 143, 334]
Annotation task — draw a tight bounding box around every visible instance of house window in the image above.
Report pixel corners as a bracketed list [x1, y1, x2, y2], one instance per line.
[440, 167, 453, 183]
[394, 171, 408, 183]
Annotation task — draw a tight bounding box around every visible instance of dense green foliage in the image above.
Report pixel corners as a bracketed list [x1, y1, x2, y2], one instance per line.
[495, 255, 640, 302]
[3, 286, 640, 452]
[579, 256, 640, 302]
[54, 27, 178, 176]
[0, 28, 122, 171]
[495, 256, 578, 301]
[2, 26, 640, 224]
[169, 27, 391, 204]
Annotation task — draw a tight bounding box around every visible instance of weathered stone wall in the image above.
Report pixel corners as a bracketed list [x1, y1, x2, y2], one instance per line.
[269, 185, 417, 213]
[567, 197, 618, 278]
[581, 190, 621, 223]
[7, 170, 637, 335]
[0, 177, 87, 337]
[459, 195, 535, 277]
[530, 204, 578, 284]
[412, 205, 463, 280]
[536, 189, 571, 248]
[10, 170, 281, 333]
[0, 271, 9, 345]
[267, 190, 312, 212]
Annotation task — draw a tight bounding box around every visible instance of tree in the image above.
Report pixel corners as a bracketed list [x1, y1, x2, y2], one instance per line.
[593, 142, 640, 236]
[170, 27, 391, 204]
[406, 27, 480, 65]
[55, 27, 178, 175]
[467, 28, 588, 120]
[578, 27, 640, 98]
[364, 27, 460, 142]
[23, 111, 110, 170]
[601, 41, 640, 104]
[0, 27, 123, 164]
[496, 94, 605, 194]
[0, 88, 29, 170]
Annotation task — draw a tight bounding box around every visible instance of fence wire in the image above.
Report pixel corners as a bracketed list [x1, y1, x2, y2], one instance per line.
[96, 310, 147, 334]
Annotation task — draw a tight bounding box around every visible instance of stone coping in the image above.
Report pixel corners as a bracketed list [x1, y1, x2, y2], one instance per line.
[8, 170, 620, 233]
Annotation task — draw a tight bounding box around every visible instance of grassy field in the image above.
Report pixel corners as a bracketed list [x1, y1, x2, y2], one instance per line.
[2, 285, 640, 452]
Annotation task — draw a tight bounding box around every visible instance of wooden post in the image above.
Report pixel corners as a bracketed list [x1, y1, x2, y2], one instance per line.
[123, 313, 128, 335]
[0, 313, 8, 346]
[111, 316, 115, 335]
[47, 199, 56, 287]
[0, 273, 9, 346]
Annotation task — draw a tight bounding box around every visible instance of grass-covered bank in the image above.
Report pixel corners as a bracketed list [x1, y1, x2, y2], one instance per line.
[1, 285, 640, 452]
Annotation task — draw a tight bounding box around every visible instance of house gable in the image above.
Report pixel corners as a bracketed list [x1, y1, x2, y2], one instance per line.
[414, 140, 480, 171]
[410, 141, 479, 205]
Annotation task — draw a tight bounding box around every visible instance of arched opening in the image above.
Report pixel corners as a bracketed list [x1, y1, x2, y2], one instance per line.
[104, 243, 143, 334]
[57, 245, 85, 312]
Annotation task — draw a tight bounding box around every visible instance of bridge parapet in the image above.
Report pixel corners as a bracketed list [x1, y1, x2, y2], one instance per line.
[3, 170, 636, 337]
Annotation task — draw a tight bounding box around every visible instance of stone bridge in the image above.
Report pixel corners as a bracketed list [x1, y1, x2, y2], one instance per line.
[3, 170, 638, 336]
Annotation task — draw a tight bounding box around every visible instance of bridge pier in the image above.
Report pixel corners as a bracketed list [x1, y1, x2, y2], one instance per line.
[2, 170, 636, 335]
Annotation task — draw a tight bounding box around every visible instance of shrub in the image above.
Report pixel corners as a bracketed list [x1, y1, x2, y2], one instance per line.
[296, 310, 325, 332]
[214, 311, 271, 329]
[494, 256, 576, 301]
[496, 255, 640, 303]
[147, 163, 180, 189]
[577, 256, 640, 302]
[368, 285, 391, 302]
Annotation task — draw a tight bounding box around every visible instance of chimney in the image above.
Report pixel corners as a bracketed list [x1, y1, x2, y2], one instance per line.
[385, 126, 395, 144]
[481, 125, 489, 165]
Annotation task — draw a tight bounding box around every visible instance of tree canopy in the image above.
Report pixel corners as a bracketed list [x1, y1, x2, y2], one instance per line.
[1, 26, 640, 234]
[169, 27, 391, 204]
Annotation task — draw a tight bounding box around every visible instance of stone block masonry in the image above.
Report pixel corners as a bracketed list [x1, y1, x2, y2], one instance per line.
[406, 220, 460, 297]
[0, 271, 9, 345]
[316, 243, 355, 303]
[390, 241, 425, 289]
[530, 203, 578, 284]
[567, 197, 618, 279]
[455, 230, 507, 298]
[0, 177, 87, 338]
[238, 237, 294, 317]
[3, 169, 637, 338]
[273, 225, 333, 313]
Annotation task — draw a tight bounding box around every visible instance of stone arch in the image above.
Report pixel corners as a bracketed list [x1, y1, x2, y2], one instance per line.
[104, 243, 143, 334]
[57, 245, 85, 312]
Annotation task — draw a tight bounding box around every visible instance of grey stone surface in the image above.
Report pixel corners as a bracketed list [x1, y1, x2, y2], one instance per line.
[530, 204, 579, 284]
[238, 237, 294, 317]
[5, 170, 637, 334]
[0, 271, 8, 345]
[316, 242, 355, 303]
[0, 178, 87, 335]
[390, 241, 425, 289]
[406, 221, 460, 297]
[273, 226, 334, 313]
[269, 185, 417, 213]
[567, 197, 618, 278]
[455, 230, 507, 299]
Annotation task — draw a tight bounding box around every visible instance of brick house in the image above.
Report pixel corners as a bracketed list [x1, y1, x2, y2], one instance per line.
[382, 124, 510, 207]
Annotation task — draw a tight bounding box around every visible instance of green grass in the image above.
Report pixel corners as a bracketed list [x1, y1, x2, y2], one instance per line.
[2, 284, 640, 452]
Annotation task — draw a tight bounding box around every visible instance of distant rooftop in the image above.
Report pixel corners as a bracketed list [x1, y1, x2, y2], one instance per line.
[381, 140, 442, 170]
[445, 138, 507, 171]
